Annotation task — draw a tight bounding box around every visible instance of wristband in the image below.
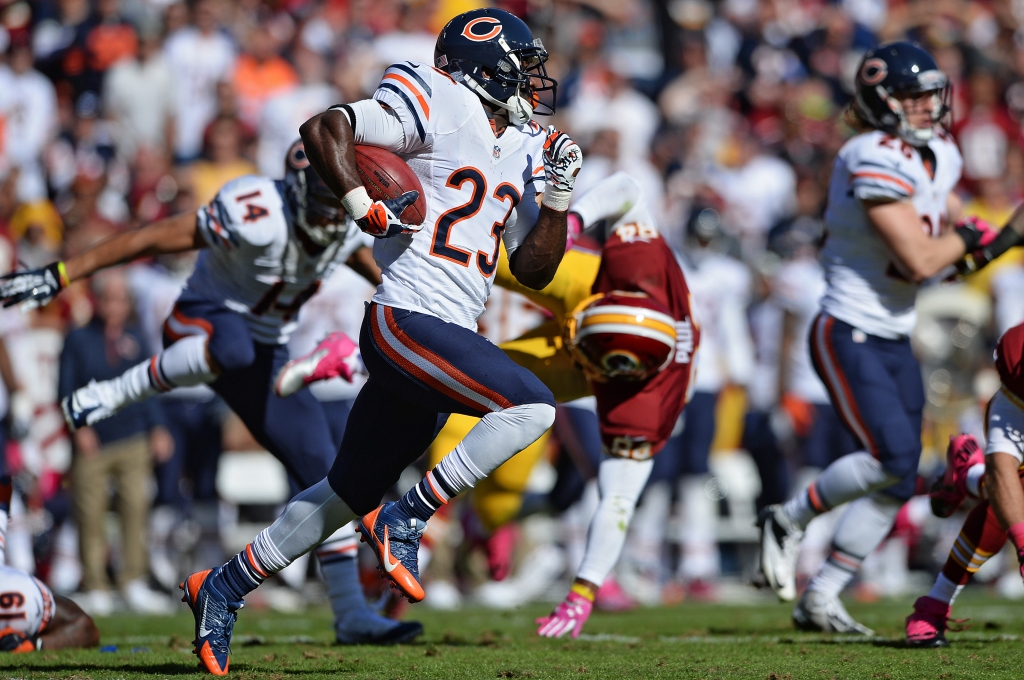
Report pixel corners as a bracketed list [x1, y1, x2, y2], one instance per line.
[340, 186, 373, 220]
[570, 581, 596, 602]
[56, 261, 69, 288]
[542, 187, 572, 212]
[1007, 522, 1024, 552]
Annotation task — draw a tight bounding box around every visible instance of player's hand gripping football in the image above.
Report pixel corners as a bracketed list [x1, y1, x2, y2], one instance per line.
[0, 261, 68, 310]
[342, 185, 422, 239]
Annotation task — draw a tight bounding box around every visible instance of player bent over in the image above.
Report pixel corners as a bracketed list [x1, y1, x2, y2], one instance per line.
[0, 143, 424, 657]
[904, 322, 1024, 646]
[0, 476, 99, 653]
[174, 8, 581, 675]
[530, 174, 699, 638]
[758, 41, 1024, 634]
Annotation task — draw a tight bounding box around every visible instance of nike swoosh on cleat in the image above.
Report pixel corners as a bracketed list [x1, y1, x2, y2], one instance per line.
[381, 527, 399, 573]
[199, 603, 213, 638]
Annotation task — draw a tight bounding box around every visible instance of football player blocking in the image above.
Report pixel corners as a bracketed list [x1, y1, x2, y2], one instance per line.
[904, 322, 1024, 646]
[0, 142, 427, 647]
[758, 40, 1024, 634]
[178, 8, 583, 675]
[531, 174, 699, 638]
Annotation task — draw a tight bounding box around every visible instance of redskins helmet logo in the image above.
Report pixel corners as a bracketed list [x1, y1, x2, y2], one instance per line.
[286, 140, 310, 170]
[860, 58, 888, 86]
[461, 17, 502, 42]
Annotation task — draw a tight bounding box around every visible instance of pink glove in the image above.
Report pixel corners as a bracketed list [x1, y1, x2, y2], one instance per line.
[956, 216, 999, 249]
[565, 212, 583, 253]
[1008, 522, 1024, 584]
[536, 590, 593, 639]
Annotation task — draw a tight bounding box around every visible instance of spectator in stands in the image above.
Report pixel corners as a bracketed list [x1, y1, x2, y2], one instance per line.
[58, 269, 173, 615]
[103, 21, 176, 162]
[0, 37, 58, 201]
[185, 115, 257, 206]
[232, 22, 298, 128]
[164, 0, 236, 163]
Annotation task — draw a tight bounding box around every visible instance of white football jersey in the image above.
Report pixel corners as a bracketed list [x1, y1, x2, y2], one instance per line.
[772, 257, 829, 404]
[186, 175, 370, 345]
[0, 565, 53, 638]
[820, 129, 963, 339]
[356, 62, 547, 330]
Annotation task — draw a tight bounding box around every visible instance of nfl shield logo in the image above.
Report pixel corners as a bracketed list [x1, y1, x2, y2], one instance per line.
[493, 145, 501, 159]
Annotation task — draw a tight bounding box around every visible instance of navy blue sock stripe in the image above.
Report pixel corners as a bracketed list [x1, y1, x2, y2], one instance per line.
[212, 552, 266, 602]
[401, 480, 440, 523]
[431, 468, 459, 499]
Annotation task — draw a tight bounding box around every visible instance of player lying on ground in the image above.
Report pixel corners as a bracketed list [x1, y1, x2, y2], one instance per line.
[0, 142, 424, 650]
[758, 40, 1024, 635]
[284, 172, 700, 638]
[0, 476, 99, 653]
[170, 8, 581, 675]
[904, 321, 1024, 647]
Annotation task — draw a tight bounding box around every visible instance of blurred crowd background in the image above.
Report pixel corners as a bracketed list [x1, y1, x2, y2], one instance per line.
[2, 0, 1024, 616]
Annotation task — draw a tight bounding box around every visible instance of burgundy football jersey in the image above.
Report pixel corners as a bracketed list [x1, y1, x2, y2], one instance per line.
[588, 227, 700, 459]
[996, 322, 1024, 402]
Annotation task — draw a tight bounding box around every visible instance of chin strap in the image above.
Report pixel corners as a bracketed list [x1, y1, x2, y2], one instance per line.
[459, 73, 533, 126]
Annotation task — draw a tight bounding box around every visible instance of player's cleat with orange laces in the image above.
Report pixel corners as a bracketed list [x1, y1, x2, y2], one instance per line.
[905, 595, 970, 647]
[358, 503, 426, 603]
[180, 568, 242, 676]
[274, 332, 362, 398]
[930, 434, 984, 518]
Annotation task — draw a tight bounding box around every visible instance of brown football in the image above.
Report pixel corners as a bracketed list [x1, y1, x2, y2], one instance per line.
[354, 145, 427, 225]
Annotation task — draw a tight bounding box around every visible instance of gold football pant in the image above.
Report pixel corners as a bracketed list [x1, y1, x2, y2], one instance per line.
[428, 248, 600, 530]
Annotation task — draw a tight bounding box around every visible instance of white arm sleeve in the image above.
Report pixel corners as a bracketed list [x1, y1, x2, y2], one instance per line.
[329, 100, 406, 152]
[501, 178, 541, 258]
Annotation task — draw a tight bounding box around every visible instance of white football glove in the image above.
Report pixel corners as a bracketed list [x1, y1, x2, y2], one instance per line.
[341, 186, 423, 239]
[542, 127, 582, 211]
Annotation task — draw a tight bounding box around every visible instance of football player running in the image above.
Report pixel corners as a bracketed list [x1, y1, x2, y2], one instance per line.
[0, 476, 99, 653]
[758, 41, 1024, 633]
[904, 322, 1024, 646]
[0, 142, 425, 657]
[173, 8, 580, 675]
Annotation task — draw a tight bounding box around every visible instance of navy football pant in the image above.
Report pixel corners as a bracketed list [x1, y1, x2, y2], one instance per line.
[809, 313, 924, 501]
[163, 292, 337, 490]
[328, 303, 554, 514]
[649, 390, 719, 484]
[153, 396, 223, 507]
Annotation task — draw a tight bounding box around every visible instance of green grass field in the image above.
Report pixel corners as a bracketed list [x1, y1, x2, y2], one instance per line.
[2, 592, 1024, 679]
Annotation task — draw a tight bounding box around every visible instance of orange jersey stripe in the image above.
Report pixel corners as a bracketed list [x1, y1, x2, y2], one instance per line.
[851, 171, 913, 194]
[383, 73, 430, 120]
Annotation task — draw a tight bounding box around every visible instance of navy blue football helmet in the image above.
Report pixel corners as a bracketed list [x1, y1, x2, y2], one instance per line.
[853, 41, 949, 147]
[434, 8, 556, 126]
[283, 139, 348, 247]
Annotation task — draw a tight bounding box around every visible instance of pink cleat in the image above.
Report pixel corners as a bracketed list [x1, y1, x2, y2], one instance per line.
[536, 590, 594, 639]
[595, 577, 636, 612]
[930, 434, 984, 518]
[274, 332, 363, 398]
[905, 595, 969, 647]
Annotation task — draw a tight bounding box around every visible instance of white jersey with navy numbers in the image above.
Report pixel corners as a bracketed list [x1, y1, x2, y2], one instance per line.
[350, 62, 547, 331]
[0, 565, 53, 638]
[820, 129, 962, 339]
[187, 175, 370, 345]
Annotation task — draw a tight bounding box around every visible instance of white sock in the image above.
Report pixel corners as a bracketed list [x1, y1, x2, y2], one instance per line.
[266, 479, 357, 562]
[434, 403, 555, 495]
[966, 463, 986, 499]
[576, 457, 653, 586]
[783, 489, 818, 530]
[811, 452, 898, 510]
[807, 493, 901, 598]
[678, 474, 720, 581]
[109, 335, 216, 408]
[927, 573, 964, 606]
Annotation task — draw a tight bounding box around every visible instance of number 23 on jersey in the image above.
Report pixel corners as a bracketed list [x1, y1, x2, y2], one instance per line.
[430, 167, 521, 278]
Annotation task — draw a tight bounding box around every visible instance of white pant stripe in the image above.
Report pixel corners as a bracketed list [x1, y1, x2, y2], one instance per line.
[374, 305, 504, 412]
[813, 315, 873, 452]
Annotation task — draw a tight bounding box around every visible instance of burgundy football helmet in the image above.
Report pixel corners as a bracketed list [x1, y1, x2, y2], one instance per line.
[565, 291, 677, 381]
